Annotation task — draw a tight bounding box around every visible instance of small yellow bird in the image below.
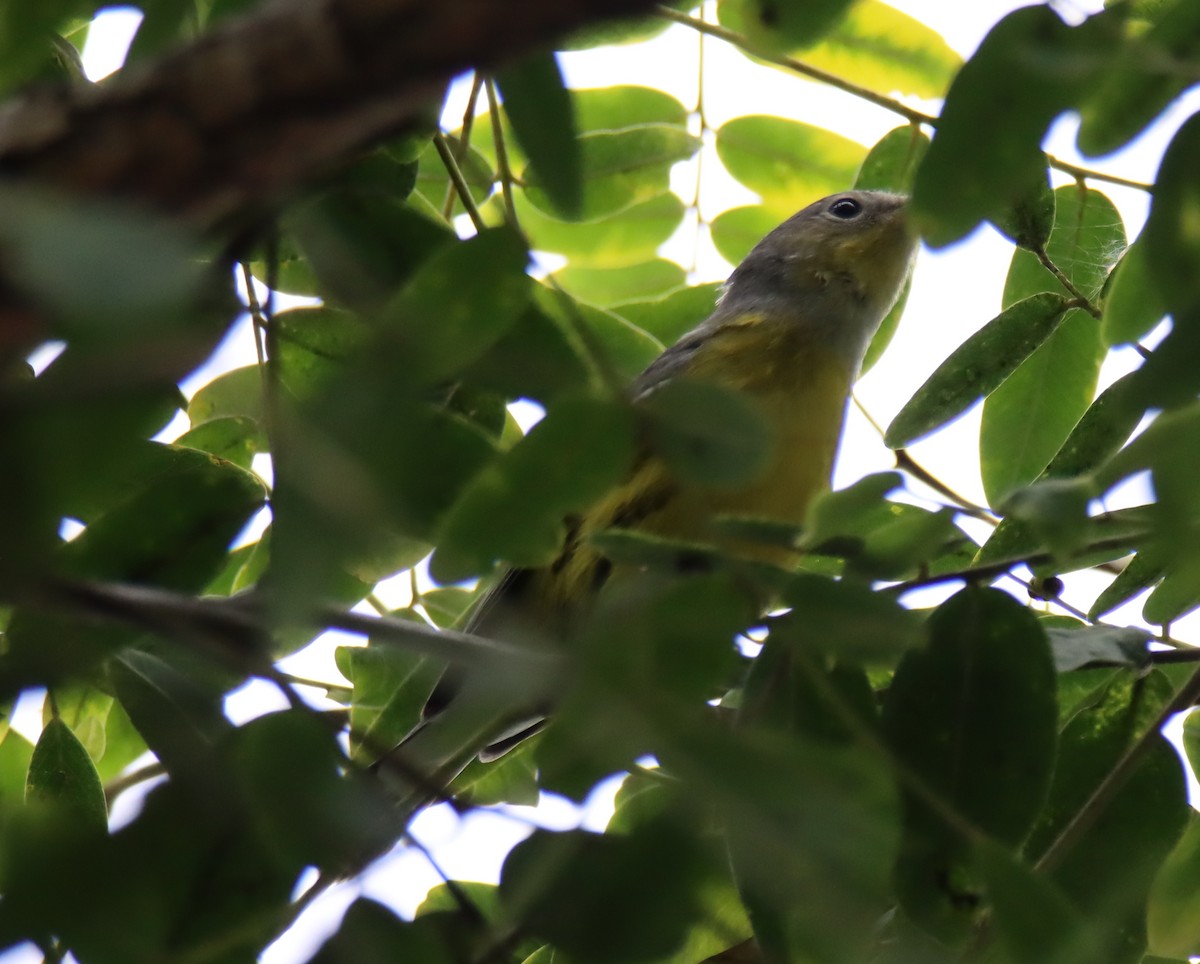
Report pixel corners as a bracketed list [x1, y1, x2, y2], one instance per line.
[400, 189, 917, 771]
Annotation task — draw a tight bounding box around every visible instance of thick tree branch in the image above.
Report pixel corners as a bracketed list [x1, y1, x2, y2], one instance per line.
[0, 0, 656, 230]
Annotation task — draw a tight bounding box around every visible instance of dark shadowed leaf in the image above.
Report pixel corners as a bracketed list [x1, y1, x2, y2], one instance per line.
[883, 587, 1057, 945]
[26, 718, 107, 835]
[497, 53, 581, 218]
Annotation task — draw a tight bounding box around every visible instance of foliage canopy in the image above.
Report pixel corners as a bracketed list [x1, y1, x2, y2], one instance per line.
[2, 1, 1200, 962]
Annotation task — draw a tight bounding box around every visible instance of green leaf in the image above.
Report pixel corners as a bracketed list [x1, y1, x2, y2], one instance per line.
[1027, 670, 1188, 963]
[883, 587, 1057, 945]
[176, 415, 260, 468]
[432, 396, 637, 581]
[773, 572, 925, 663]
[2, 449, 267, 689]
[1102, 239, 1167, 346]
[1143, 111, 1200, 314]
[525, 126, 700, 221]
[1077, 0, 1200, 157]
[715, 116, 864, 215]
[285, 184, 455, 311]
[855, 124, 930, 194]
[0, 730, 34, 804]
[378, 227, 531, 388]
[310, 898, 454, 963]
[336, 643, 442, 765]
[981, 187, 1124, 503]
[710, 205, 780, 264]
[497, 53, 581, 218]
[802, 470, 903, 548]
[553, 258, 686, 307]
[514, 192, 686, 268]
[1089, 551, 1163, 620]
[26, 718, 107, 835]
[533, 286, 664, 383]
[670, 718, 899, 963]
[801, 1, 961, 99]
[912, 7, 1119, 246]
[110, 650, 231, 784]
[973, 840, 1103, 964]
[572, 85, 689, 132]
[716, 0, 856, 51]
[188, 364, 264, 428]
[1148, 813, 1200, 959]
[885, 292, 1072, 449]
[640, 377, 772, 487]
[1001, 477, 1095, 561]
[500, 817, 712, 963]
[0, 189, 210, 336]
[613, 283, 722, 348]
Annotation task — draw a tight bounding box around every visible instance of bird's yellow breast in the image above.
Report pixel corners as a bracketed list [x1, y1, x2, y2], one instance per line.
[524, 320, 854, 622]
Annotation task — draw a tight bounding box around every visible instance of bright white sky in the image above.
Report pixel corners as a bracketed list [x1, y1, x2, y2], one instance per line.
[6, 4, 1195, 963]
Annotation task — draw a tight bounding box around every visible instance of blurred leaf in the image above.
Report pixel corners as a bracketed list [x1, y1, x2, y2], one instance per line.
[553, 258, 686, 307]
[717, 0, 856, 51]
[378, 226, 530, 387]
[973, 840, 1103, 964]
[715, 116, 864, 215]
[854, 124, 930, 194]
[274, 305, 373, 394]
[500, 817, 712, 963]
[176, 415, 260, 468]
[0, 730, 34, 803]
[1143, 111, 1200, 314]
[515, 192, 685, 268]
[234, 710, 396, 873]
[1148, 813, 1200, 959]
[310, 898, 454, 964]
[1001, 477, 1095, 561]
[26, 718, 107, 835]
[992, 170, 1056, 251]
[640, 376, 772, 487]
[613, 283, 721, 347]
[110, 649, 231, 785]
[912, 7, 1119, 246]
[885, 292, 1071, 449]
[497, 53, 581, 218]
[572, 84, 689, 131]
[525, 126, 700, 220]
[1102, 239, 1167, 346]
[1089, 551, 1163, 620]
[188, 363, 264, 430]
[2, 449, 267, 690]
[432, 396, 637, 581]
[0, 188, 210, 337]
[883, 587, 1057, 945]
[534, 287, 664, 382]
[981, 187, 1124, 503]
[803, 471, 903, 548]
[285, 185, 455, 312]
[773, 572, 925, 663]
[672, 717, 899, 963]
[710, 205, 780, 264]
[336, 642, 442, 765]
[1027, 669, 1188, 962]
[462, 302, 593, 403]
[1077, 0, 1200, 156]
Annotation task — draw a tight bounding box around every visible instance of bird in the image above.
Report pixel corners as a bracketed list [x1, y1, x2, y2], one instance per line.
[388, 189, 918, 791]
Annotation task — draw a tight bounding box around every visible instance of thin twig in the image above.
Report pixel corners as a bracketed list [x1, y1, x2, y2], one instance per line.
[484, 77, 520, 228]
[433, 130, 487, 233]
[655, 6, 1154, 194]
[894, 449, 997, 522]
[442, 73, 485, 220]
[1033, 245, 1102, 318]
[105, 761, 167, 805]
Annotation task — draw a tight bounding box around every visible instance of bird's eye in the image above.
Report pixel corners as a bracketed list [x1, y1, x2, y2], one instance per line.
[829, 197, 862, 219]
